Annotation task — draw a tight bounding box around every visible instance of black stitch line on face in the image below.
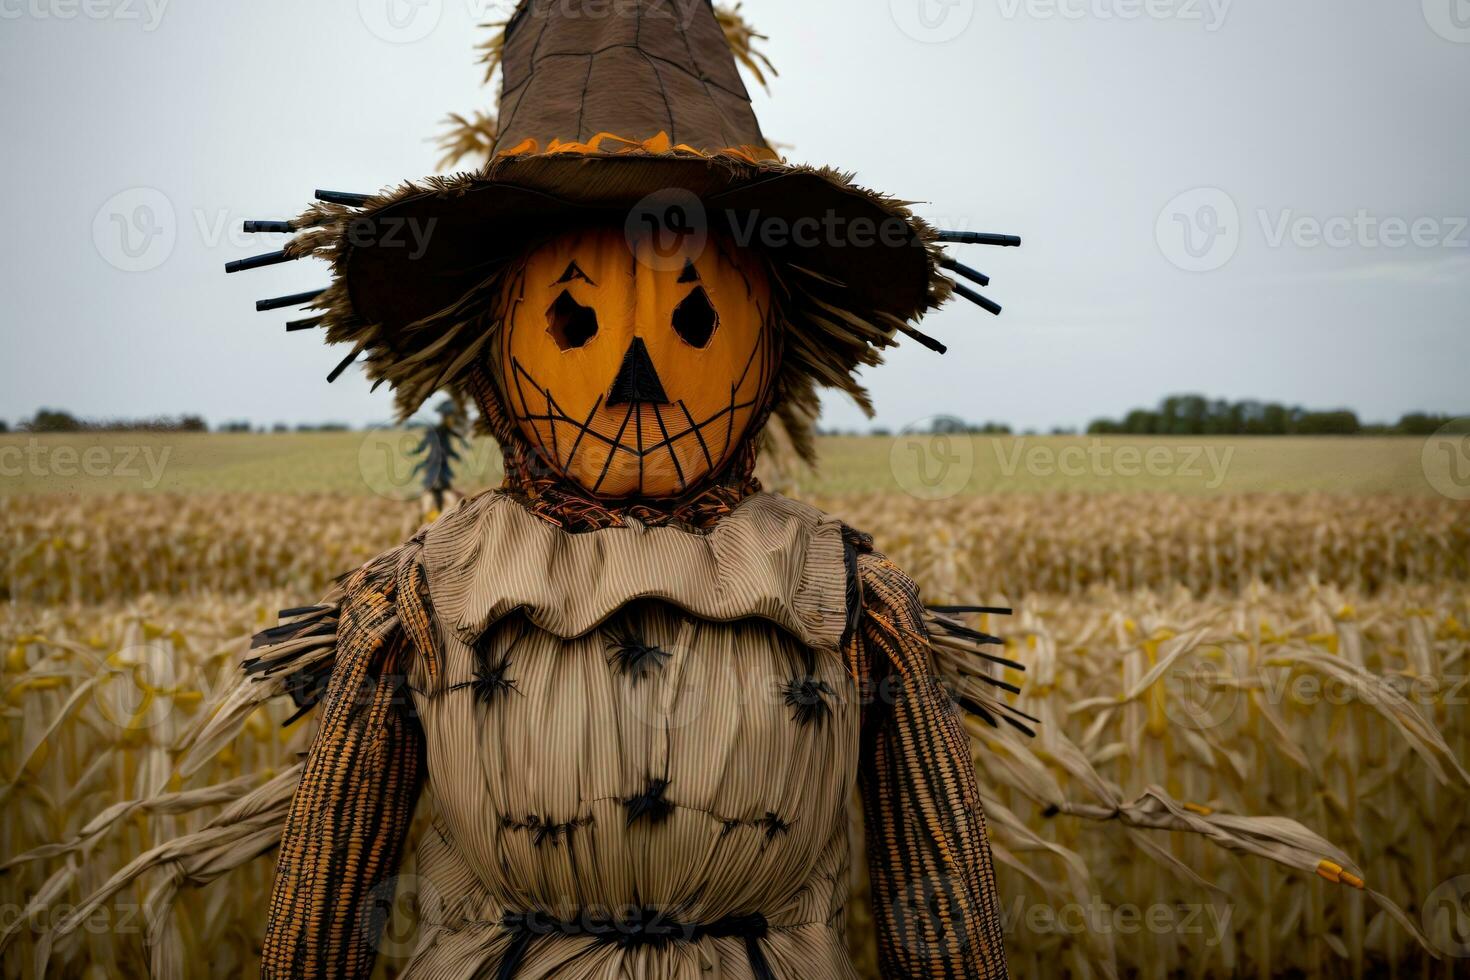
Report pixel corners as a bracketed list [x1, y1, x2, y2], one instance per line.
[545, 385, 560, 464]
[677, 400, 716, 472]
[592, 402, 637, 496]
[509, 354, 555, 465]
[635, 393, 644, 487]
[649, 403, 687, 493]
[562, 392, 604, 475]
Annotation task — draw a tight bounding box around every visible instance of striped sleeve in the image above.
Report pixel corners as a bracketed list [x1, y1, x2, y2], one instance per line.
[260, 549, 431, 979]
[850, 550, 1009, 979]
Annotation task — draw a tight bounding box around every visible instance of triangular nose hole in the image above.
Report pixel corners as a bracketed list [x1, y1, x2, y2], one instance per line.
[607, 337, 670, 406]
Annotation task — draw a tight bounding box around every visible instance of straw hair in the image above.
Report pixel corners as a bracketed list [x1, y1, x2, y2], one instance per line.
[280, 172, 952, 461]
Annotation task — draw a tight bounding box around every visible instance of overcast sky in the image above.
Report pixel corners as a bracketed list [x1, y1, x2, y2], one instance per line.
[1, 0, 1466, 433]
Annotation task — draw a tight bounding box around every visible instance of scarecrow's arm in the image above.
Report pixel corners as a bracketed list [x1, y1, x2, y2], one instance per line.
[260, 557, 430, 979]
[851, 550, 1009, 979]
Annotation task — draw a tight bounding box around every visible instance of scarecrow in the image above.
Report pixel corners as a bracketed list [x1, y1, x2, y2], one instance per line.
[413, 398, 469, 520]
[28, 6, 1421, 978]
[224, 2, 1025, 976]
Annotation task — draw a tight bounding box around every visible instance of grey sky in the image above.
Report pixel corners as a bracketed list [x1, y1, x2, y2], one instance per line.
[1, 0, 1466, 433]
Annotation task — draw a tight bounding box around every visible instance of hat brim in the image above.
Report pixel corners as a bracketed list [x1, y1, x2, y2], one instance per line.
[338, 154, 937, 337]
[276, 151, 951, 435]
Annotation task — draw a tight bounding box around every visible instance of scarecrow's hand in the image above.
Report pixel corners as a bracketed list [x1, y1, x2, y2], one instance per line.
[852, 551, 1009, 979]
[261, 551, 432, 980]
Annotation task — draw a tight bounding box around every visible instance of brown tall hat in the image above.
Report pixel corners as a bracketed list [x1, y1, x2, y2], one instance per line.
[230, 0, 1018, 456]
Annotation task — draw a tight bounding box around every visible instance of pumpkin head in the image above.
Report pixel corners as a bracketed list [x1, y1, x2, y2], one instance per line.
[495, 226, 778, 499]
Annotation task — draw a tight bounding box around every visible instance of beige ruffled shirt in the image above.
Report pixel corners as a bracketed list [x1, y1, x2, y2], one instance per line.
[403, 491, 862, 979]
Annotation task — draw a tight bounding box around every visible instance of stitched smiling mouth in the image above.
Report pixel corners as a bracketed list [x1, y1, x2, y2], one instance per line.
[506, 353, 765, 499]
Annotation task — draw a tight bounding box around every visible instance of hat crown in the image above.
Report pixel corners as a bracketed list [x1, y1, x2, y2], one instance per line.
[493, 0, 768, 156]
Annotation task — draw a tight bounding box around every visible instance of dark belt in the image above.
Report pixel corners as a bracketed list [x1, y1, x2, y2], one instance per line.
[495, 907, 775, 980]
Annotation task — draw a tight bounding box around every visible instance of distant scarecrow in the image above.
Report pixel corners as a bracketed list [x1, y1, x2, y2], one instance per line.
[413, 398, 467, 520]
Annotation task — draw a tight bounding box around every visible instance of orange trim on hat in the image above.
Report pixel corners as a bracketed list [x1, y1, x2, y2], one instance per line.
[497, 131, 779, 164]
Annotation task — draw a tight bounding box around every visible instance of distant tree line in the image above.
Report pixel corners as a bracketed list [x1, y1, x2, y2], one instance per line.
[1086, 395, 1459, 437]
[6, 401, 1459, 438]
[18, 408, 208, 433]
[8, 410, 354, 434]
[822, 418, 1014, 438]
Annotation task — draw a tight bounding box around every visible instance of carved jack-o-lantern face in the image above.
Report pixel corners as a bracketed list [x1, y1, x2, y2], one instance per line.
[496, 226, 777, 499]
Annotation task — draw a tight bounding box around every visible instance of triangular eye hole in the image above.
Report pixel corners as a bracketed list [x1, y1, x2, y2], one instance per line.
[672, 286, 718, 349]
[546, 289, 599, 350]
[555, 261, 595, 286]
[677, 259, 700, 283]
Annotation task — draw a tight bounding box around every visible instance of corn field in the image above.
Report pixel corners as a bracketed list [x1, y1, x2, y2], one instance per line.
[3, 490, 1468, 978]
[4, 492, 1466, 603]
